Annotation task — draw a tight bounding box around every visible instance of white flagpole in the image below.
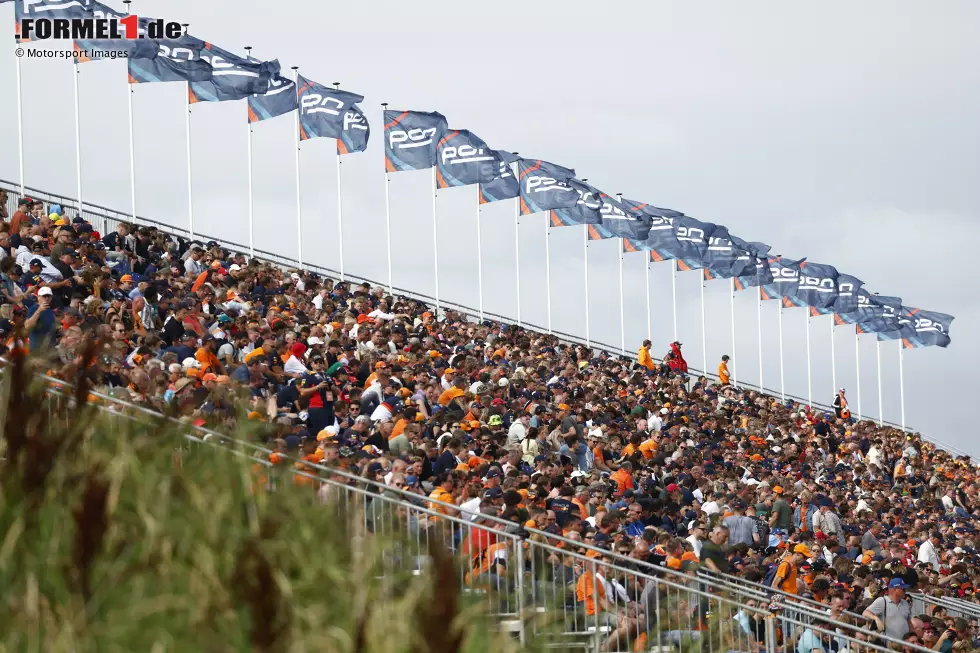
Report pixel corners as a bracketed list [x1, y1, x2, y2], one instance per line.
[671, 259, 678, 342]
[619, 239, 625, 354]
[855, 332, 862, 421]
[515, 194, 522, 327]
[125, 1, 136, 220]
[778, 302, 785, 401]
[475, 185, 484, 321]
[584, 228, 591, 346]
[333, 82, 345, 281]
[244, 46, 254, 258]
[616, 193, 626, 355]
[730, 278, 737, 386]
[15, 56, 24, 195]
[830, 317, 837, 397]
[183, 24, 194, 239]
[898, 344, 906, 430]
[432, 166, 440, 313]
[72, 60, 83, 213]
[645, 255, 651, 343]
[381, 103, 393, 294]
[876, 339, 884, 426]
[757, 288, 763, 390]
[544, 211, 552, 333]
[700, 271, 707, 374]
[805, 311, 812, 408]
[291, 66, 303, 266]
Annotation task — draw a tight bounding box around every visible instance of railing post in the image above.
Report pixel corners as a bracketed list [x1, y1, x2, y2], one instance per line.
[514, 536, 525, 644]
[765, 613, 777, 653]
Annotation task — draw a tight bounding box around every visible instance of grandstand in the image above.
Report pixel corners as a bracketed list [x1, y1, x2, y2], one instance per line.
[1, 180, 979, 653]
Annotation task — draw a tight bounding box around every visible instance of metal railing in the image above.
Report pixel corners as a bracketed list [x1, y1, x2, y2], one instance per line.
[7, 176, 971, 460]
[25, 369, 976, 652]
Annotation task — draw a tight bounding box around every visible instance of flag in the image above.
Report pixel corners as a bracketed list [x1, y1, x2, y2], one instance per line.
[596, 193, 651, 240]
[700, 226, 742, 279]
[621, 199, 684, 219]
[384, 110, 448, 172]
[72, 2, 156, 62]
[338, 104, 369, 155]
[761, 256, 805, 302]
[831, 274, 864, 314]
[128, 34, 213, 84]
[550, 178, 601, 227]
[479, 151, 520, 204]
[16, 0, 92, 42]
[517, 159, 577, 216]
[248, 72, 296, 123]
[188, 44, 277, 103]
[298, 76, 365, 142]
[654, 215, 716, 270]
[435, 130, 500, 188]
[835, 288, 883, 328]
[901, 309, 953, 349]
[795, 262, 839, 310]
[733, 255, 774, 291]
[846, 293, 902, 335]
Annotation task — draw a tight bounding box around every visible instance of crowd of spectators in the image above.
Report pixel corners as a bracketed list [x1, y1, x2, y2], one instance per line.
[2, 191, 978, 652]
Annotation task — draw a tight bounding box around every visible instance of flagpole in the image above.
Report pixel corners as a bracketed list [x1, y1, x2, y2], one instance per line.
[805, 311, 812, 408]
[72, 59, 83, 213]
[876, 339, 883, 426]
[182, 24, 194, 240]
[381, 103, 393, 294]
[333, 82, 345, 281]
[432, 166, 440, 314]
[855, 333, 862, 421]
[515, 194, 521, 326]
[730, 278, 737, 386]
[616, 193, 625, 355]
[700, 272, 707, 374]
[291, 66, 303, 266]
[584, 228, 591, 346]
[778, 302, 785, 401]
[645, 255, 651, 343]
[475, 185, 484, 321]
[898, 344, 906, 430]
[830, 317, 836, 398]
[671, 259, 678, 342]
[619, 239, 626, 355]
[757, 288, 763, 390]
[244, 46, 254, 258]
[124, 0, 136, 221]
[15, 56, 24, 195]
[544, 210, 552, 334]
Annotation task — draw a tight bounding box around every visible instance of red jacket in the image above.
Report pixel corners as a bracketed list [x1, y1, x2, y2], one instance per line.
[668, 342, 688, 373]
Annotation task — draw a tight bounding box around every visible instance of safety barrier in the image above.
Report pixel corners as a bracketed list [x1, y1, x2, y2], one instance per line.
[7, 176, 971, 461]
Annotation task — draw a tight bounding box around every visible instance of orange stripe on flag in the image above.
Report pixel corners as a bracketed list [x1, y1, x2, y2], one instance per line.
[384, 111, 408, 130]
[337, 139, 349, 155]
[549, 211, 562, 228]
[385, 157, 397, 173]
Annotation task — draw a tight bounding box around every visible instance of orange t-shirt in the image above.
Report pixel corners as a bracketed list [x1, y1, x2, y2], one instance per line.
[576, 571, 607, 616]
[775, 561, 798, 594]
[638, 439, 658, 459]
[611, 468, 634, 495]
[390, 418, 408, 439]
[195, 347, 221, 373]
[438, 387, 465, 406]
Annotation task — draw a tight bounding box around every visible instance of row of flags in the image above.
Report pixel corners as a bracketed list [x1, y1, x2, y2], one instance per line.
[9, 1, 954, 349]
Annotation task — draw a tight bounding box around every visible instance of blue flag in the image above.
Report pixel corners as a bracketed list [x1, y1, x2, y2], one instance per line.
[16, 0, 92, 42]
[657, 216, 717, 271]
[128, 34, 213, 84]
[435, 130, 500, 188]
[518, 159, 577, 216]
[901, 309, 953, 349]
[189, 44, 277, 103]
[248, 72, 296, 123]
[479, 151, 520, 204]
[700, 226, 743, 279]
[831, 274, 864, 314]
[733, 255, 774, 291]
[384, 110, 448, 172]
[596, 193, 651, 240]
[298, 76, 366, 143]
[795, 262, 839, 310]
[621, 199, 684, 219]
[835, 288, 882, 328]
[338, 104, 370, 155]
[550, 178, 602, 227]
[761, 256, 805, 302]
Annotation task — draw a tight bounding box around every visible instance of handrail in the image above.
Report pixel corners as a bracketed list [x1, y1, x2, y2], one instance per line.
[7, 176, 965, 459]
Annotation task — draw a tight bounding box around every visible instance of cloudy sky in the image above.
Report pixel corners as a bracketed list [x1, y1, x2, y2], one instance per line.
[1, 1, 977, 453]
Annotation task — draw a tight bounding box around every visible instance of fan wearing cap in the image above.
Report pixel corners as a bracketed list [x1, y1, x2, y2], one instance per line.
[25, 286, 58, 350]
[862, 578, 913, 640]
[771, 544, 814, 595]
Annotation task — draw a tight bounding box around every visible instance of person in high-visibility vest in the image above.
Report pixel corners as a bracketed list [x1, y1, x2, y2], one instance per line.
[833, 388, 850, 419]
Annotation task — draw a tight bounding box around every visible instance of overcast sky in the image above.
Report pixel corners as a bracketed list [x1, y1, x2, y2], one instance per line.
[2, 1, 977, 454]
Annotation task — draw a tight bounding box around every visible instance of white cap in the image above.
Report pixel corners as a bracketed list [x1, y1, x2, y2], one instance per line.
[498, 377, 509, 387]
[168, 363, 183, 375]
[290, 272, 301, 280]
[953, 547, 964, 554]
[307, 336, 324, 345]
[229, 264, 242, 271]
[660, 407, 669, 415]
[181, 357, 201, 369]
[37, 286, 53, 296]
